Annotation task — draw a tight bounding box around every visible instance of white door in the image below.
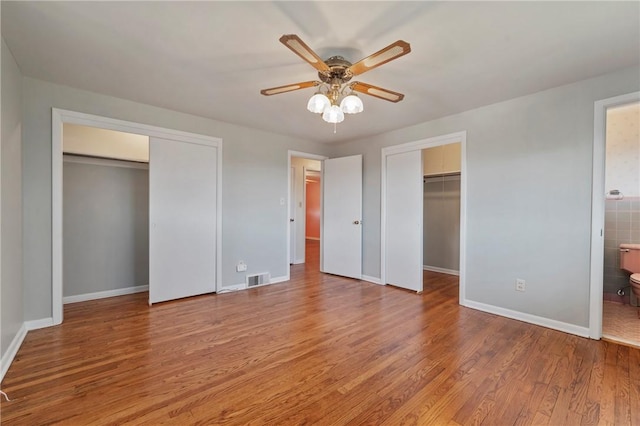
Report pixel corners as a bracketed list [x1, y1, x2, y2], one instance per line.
[386, 150, 423, 292]
[149, 137, 217, 304]
[322, 155, 362, 279]
[289, 166, 296, 264]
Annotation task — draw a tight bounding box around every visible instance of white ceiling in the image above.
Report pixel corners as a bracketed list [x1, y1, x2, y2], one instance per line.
[2, 1, 639, 144]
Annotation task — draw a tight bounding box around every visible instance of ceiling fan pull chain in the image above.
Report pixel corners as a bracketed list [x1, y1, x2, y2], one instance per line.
[334, 122, 337, 134]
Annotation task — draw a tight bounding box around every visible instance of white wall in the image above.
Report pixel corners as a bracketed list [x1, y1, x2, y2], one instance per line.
[21, 77, 332, 321]
[291, 157, 321, 264]
[1, 38, 24, 363]
[332, 66, 640, 329]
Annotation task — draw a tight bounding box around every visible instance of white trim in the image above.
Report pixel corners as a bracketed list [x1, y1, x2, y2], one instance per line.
[25, 317, 55, 330]
[287, 150, 328, 280]
[217, 283, 246, 293]
[63, 285, 149, 304]
[0, 324, 27, 382]
[218, 275, 289, 293]
[463, 300, 590, 338]
[270, 275, 289, 285]
[63, 154, 149, 170]
[381, 131, 467, 305]
[361, 275, 383, 285]
[52, 108, 223, 326]
[423, 265, 460, 276]
[589, 92, 640, 340]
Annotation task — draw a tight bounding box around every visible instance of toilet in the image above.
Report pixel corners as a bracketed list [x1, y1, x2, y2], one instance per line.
[619, 243, 640, 301]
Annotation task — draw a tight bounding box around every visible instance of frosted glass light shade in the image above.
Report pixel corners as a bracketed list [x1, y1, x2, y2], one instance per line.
[307, 93, 331, 113]
[340, 95, 364, 114]
[322, 105, 345, 123]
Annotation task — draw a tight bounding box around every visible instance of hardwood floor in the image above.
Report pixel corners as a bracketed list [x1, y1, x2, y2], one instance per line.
[2, 243, 639, 425]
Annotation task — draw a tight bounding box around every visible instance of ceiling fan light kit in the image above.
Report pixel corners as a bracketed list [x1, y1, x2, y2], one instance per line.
[261, 34, 410, 131]
[307, 93, 331, 114]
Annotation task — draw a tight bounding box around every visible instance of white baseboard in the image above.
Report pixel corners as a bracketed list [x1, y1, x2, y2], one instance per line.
[293, 258, 305, 265]
[219, 275, 289, 294]
[63, 285, 149, 304]
[362, 275, 383, 285]
[217, 283, 246, 293]
[462, 300, 590, 338]
[423, 265, 459, 276]
[25, 317, 55, 330]
[270, 275, 288, 284]
[1, 323, 27, 383]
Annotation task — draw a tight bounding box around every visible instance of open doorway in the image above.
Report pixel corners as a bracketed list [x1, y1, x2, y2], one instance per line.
[290, 155, 323, 267]
[600, 101, 640, 347]
[62, 124, 150, 304]
[590, 91, 640, 341]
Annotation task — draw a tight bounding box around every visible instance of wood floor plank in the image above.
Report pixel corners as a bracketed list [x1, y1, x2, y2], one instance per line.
[1, 241, 638, 425]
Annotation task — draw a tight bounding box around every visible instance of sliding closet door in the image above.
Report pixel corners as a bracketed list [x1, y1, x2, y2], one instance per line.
[385, 150, 423, 292]
[149, 137, 217, 304]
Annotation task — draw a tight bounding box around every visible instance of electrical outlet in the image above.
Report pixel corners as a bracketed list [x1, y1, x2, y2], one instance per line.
[236, 261, 247, 272]
[516, 278, 526, 292]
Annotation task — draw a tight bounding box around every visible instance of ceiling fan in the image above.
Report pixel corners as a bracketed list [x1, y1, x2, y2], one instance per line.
[261, 35, 411, 127]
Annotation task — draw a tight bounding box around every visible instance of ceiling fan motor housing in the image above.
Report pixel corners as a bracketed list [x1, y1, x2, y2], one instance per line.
[319, 56, 353, 84]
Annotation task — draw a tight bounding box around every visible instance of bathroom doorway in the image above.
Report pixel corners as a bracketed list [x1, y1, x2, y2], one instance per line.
[601, 100, 640, 347]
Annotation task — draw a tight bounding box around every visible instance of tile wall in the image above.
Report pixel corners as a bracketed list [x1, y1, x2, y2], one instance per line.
[604, 197, 640, 305]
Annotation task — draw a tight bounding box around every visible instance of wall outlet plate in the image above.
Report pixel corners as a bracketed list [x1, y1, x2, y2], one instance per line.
[236, 262, 247, 272]
[516, 279, 526, 292]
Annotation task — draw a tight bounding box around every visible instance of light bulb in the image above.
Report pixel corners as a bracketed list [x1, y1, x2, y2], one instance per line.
[322, 105, 345, 123]
[340, 94, 364, 114]
[307, 93, 330, 114]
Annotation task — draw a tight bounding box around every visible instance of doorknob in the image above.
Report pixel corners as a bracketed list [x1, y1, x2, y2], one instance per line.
[290, 218, 295, 222]
[353, 220, 360, 225]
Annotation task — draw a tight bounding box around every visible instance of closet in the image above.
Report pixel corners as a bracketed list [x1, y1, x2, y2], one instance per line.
[422, 143, 461, 275]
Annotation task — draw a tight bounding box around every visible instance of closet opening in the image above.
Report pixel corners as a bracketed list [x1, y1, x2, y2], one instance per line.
[382, 131, 466, 300]
[422, 143, 462, 295]
[62, 124, 150, 305]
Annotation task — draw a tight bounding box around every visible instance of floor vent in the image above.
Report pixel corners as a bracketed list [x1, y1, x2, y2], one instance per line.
[246, 273, 270, 287]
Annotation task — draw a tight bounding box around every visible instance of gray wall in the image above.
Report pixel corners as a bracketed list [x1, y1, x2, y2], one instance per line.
[1, 39, 24, 359]
[63, 158, 149, 297]
[22, 77, 332, 321]
[13, 57, 640, 332]
[423, 175, 460, 271]
[332, 66, 640, 328]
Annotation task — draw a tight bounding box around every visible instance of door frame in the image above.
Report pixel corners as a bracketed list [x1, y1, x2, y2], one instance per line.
[589, 91, 640, 339]
[287, 151, 327, 277]
[381, 131, 467, 304]
[52, 108, 223, 325]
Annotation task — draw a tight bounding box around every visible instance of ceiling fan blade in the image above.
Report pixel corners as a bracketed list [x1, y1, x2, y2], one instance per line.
[279, 34, 330, 72]
[350, 82, 405, 103]
[348, 40, 411, 76]
[260, 81, 320, 96]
